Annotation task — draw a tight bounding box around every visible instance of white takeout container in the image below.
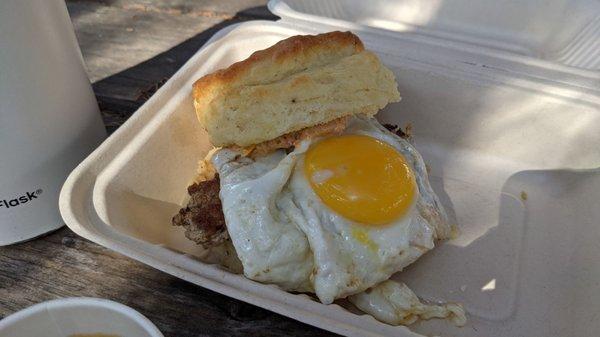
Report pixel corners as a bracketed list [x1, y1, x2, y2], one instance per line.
[59, 1, 600, 336]
[0, 298, 163, 337]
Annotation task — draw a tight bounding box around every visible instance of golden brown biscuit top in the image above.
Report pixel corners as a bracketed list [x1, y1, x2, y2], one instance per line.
[192, 31, 364, 101]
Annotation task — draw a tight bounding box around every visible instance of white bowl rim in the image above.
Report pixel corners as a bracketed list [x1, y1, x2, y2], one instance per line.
[0, 297, 164, 337]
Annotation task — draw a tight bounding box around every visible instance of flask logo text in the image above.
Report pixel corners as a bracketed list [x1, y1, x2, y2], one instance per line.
[0, 189, 43, 209]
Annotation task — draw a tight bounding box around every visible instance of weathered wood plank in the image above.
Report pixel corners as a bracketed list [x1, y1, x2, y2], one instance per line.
[68, 0, 275, 83]
[0, 228, 335, 336]
[67, 0, 277, 133]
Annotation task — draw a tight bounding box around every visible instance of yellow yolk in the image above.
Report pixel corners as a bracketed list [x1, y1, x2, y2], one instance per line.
[304, 134, 416, 225]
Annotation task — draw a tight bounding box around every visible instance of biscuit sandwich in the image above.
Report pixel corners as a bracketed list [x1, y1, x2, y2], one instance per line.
[172, 31, 465, 328]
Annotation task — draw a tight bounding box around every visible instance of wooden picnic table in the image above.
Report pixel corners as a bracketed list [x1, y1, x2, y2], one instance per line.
[0, 1, 336, 336]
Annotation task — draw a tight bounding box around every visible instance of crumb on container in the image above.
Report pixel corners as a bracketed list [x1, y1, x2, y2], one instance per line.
[404, 122, 413, 138]
[520, 191, 528, 201]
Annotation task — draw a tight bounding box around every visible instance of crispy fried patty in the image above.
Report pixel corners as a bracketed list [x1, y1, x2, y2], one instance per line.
[172, 175, 228, 248]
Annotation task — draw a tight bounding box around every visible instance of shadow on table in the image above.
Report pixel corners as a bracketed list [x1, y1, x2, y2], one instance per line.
[119, 272, 337, 337]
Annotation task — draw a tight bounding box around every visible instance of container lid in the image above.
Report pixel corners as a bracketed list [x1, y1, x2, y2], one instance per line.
[269, 0, 600, 71]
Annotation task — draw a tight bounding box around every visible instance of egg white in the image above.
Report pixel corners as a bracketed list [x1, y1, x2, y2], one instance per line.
[212, 116, 451, 303]
[212, 148, 314, 291]
[348, 280, 466, 326]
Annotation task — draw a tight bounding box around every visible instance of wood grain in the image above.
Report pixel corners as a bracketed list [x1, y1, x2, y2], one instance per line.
[0, 228, 334, 337]
[0, 1, 337, 336]
[69, 0, 277, 133]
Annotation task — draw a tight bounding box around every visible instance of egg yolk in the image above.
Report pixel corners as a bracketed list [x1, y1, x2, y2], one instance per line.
[304, 134, 416, 225]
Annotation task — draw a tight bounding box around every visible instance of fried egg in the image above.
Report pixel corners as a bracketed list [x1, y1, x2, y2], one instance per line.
[212, 116, 452, 303]
[349, 280, 466, 326]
